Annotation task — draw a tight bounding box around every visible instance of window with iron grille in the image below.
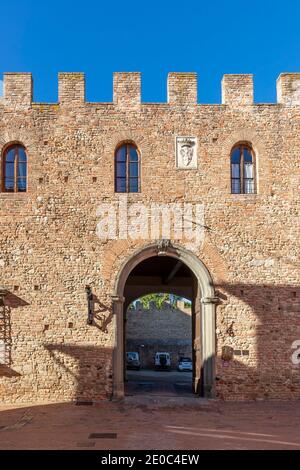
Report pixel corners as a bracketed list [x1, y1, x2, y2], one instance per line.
[115, 143, 140, 193]
[2, 144, 27, 193]
[231, 144, 256, 194]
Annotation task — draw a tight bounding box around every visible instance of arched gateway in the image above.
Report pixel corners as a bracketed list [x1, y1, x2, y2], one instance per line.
[112, 242, 218, 399]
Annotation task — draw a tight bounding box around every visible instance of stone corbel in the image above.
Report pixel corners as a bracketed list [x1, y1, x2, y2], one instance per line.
[111, 295, 125, 304]
[111, 295, 125, 315]
[111, 295, 125, 303]
[201, 296, 220, 305]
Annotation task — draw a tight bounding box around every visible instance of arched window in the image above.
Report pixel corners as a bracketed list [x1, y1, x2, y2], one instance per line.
[231, 144, 255, 194]
[2, 144, 27, 193]
[115, 143, 140, 193]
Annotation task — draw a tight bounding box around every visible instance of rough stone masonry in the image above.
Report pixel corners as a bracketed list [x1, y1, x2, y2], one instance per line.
[0, 71, 299, 403]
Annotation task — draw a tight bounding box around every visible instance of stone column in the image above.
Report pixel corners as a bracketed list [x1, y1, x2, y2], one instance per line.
[111, 295, 125, 399]
[201, 296, 218, 398]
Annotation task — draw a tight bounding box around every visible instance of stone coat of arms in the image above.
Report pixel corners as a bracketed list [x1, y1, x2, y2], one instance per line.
[176, 136, 197, 169]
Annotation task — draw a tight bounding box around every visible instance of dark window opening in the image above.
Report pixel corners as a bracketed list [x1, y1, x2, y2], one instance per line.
[115, 143, 140, 193]
[2, 144, 27, 193]
[231, 144, 256, 194]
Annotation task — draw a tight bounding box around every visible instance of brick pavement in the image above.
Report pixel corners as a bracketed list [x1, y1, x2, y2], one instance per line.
[0, 400, 300, 450]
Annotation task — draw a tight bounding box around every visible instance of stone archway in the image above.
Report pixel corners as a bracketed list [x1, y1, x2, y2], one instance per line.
[112, 242, 218, 399]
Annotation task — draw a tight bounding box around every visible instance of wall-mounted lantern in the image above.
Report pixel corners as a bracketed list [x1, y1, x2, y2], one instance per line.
[85, 285, 93, 325]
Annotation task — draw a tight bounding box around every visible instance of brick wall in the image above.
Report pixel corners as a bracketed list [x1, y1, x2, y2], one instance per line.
[0, 71, 299, 402]
[126, 301, 192, 368]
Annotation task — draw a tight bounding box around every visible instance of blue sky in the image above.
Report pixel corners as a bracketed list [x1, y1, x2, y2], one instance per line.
[1, 0, 300, 103]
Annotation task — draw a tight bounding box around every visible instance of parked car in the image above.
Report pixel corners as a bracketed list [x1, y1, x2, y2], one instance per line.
[126, 351, 141, 370]
[178, 357, 192, 372]
[154, 352, 171, 371]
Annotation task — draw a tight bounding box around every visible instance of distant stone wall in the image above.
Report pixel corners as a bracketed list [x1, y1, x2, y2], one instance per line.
[126, 301, 192, 369]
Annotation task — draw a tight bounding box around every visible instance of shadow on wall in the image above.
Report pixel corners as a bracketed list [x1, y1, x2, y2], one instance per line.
[1, 284, 300, 401]
[0, 291, 28, 378]
[214, 283, 300, 400]
[38, 283, 299, 400]
[46, 284, 300, 400]
[43, 290, 115, 402]
[92, 294, 114, 334]
[44, 344, 114, 402]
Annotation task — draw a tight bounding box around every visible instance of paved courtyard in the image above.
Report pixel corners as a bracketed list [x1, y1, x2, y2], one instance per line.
[0, 399, 300, 450]
[126, 370, 193, 396]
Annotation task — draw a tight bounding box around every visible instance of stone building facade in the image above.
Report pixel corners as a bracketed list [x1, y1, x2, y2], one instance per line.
[126, 300, 192, 368]
[0, 71, 299, 403]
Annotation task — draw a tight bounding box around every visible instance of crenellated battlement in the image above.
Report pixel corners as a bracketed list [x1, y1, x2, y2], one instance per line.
[58, 72, 85, 105]
[276, 73, 300, 105]
[2, 71, 300, 107]
[113, 72, 141, 108]
[167, 72, 197, 105]
[222, 74, 253, 106]
[3, 73, 33, 109]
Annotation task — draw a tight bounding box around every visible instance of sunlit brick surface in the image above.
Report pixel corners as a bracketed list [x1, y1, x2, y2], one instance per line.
[0, 71, 299, 403]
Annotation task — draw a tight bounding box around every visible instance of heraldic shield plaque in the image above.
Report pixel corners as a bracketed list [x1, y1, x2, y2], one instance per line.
[176, 136, 198, 169]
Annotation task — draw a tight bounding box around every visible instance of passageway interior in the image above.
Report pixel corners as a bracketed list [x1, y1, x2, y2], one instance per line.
[123, 255, 201, 397]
